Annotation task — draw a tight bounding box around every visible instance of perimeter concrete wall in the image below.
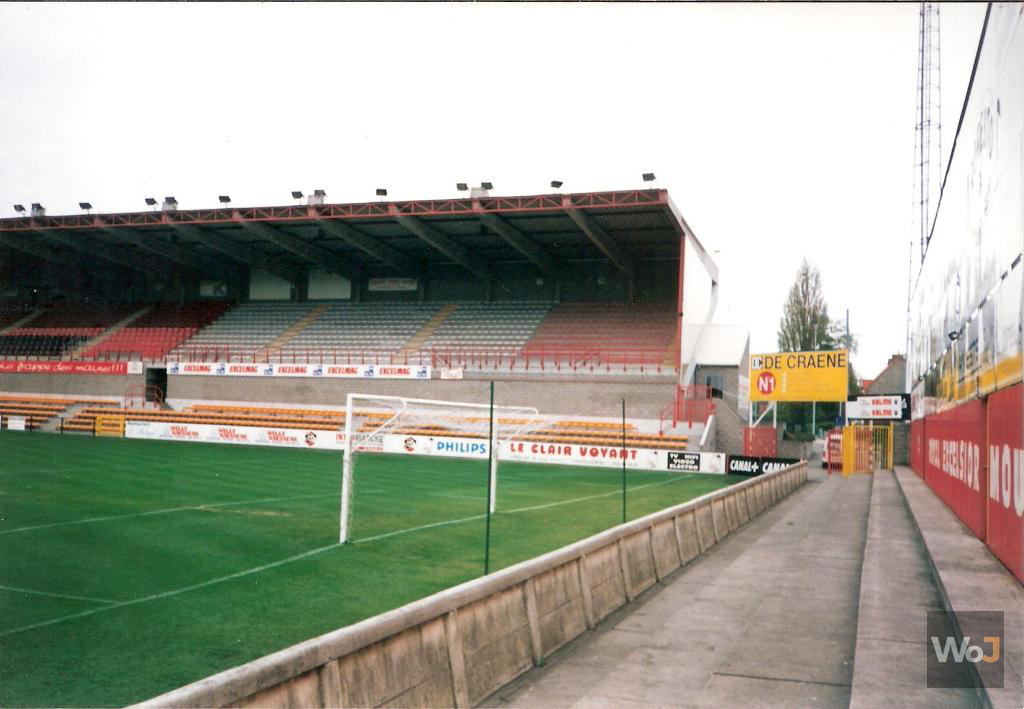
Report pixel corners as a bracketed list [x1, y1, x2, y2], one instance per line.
[0, 373, 144, 396]
[138, 462, 808, 709]
[165, 376, 676, 418]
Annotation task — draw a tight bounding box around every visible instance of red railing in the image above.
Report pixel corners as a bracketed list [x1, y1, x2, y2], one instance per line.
[660, 385, 716, 431]
[165, 344, 672, 373]
[124, 385, 164, 409]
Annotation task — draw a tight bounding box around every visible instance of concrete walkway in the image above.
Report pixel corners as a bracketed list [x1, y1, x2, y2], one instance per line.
[849, 470, 980, 708]
[895, 467, 1024, 709]
[486, 469, 871, 708]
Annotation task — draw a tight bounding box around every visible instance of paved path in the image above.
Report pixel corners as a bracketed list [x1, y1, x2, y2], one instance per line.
[895, 467, 1024, 709]
[849, 469, 980, 708]
[486, 469, 871, 708]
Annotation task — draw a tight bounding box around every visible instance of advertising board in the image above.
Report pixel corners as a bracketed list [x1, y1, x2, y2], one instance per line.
[923, 398, 987, 538]
[846, 395, 910, 421]
[166, 362, 431, 380]
[0, 360, 141, 375]
[985, 383, 1023, 582]
[124, 420, 729, 474]
[726, 455, 800, 477]
[749, 350, 848, 402]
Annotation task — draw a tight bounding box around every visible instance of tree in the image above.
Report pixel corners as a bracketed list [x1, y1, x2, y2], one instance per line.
[775, 260, 856, 438]
[777, 259, 831, 352]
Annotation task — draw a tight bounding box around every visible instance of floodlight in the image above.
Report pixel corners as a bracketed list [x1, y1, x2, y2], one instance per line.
[144, 197, 157, 206]
[31, 203, 43, 210]
[291, 191, 303, 199]
[375, 188, 387, 197]
[13, 204, 25, 213]
[30, 203, 45, 217]
[79, 202, 92, 210]
[481, 181, 493, 190]
[456, 183, 468, 191]
[313, 189, 326, 197]
[642, 173, 656, 182]
[218, 195, 231, 204]
[164, 196, 177, 205]
[550, 180, 563, 189]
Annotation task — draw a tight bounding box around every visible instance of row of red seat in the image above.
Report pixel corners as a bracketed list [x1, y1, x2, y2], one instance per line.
[82, 303, 230, 360]
[522, 303, 676, 361]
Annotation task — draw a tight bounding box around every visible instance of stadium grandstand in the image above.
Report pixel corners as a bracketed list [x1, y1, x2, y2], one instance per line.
[0, 188, 717, 418]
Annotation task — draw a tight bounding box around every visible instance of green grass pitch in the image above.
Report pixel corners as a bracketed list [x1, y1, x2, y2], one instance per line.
[0, 430, 745, 707]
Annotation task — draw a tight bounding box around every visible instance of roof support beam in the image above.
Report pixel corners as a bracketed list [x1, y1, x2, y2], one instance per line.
[478, 212, 559, 276]
[36, 228, 171, 277]
[238, 221, 355, 280]
[317, 219, 419, 277]
[394, 215, 491, 280]
[99, 226, 228, 277]
[170, 223, 299, 284]
[0, 232, 75, 268]
[566, 209, 635, 280]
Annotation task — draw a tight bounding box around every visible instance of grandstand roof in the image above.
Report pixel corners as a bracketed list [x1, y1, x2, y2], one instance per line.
[0, 189, 703, 284]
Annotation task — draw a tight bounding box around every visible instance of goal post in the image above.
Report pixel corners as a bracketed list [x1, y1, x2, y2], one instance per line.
[339, 393, 542, 543]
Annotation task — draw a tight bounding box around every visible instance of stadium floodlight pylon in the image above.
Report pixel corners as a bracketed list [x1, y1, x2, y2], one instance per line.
[340, 392, 542, 543]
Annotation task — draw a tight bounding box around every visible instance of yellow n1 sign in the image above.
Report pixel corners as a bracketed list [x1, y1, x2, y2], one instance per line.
[749, 350, 849, 402]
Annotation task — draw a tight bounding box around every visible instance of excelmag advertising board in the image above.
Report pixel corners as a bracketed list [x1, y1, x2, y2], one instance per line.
[749, 350, 848, 402]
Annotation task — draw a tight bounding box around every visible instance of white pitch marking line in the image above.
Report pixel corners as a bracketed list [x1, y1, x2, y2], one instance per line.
[0, 542, 343, 638]
[0, 492, 336, 536]
[1, 475, 696, 637]
[0, 584, 118, 605]
[356, 475, 691, 544]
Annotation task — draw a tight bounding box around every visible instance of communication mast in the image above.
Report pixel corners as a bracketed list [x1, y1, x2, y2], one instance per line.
[913, 2, 943, 265]
[908, 2, 942, 384]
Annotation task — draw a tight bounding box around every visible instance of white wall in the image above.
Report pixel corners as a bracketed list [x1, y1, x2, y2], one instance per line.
[308, 269, 351, 300]
[249, 270, 292, 301]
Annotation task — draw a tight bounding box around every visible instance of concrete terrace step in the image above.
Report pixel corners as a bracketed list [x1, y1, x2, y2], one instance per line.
[850, 470, 982, 708]
[400, 303, 458, 355]
[894, 467, 1024, 709]
[258, 304, 329, 359]
[68, 305, 152, 359]
[0, 309, 44, 336]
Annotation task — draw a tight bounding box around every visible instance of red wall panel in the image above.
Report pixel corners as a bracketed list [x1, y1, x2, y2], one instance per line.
[923, 398, 987, 539]
[910, 419, 925, 476]
[744, 427, 777, 457]
[985, 383, 1023, 583]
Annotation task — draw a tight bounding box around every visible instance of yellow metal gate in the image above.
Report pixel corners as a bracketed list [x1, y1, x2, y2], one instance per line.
[840, 422, 893, 476]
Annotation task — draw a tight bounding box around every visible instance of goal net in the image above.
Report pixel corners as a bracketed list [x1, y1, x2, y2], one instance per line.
[339, 393, 543, 542]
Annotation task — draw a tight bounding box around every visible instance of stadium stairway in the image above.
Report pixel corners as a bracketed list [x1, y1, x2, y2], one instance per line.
[400, 303, 459, 356]
[67, 305, 151, 359]
[486, 467, 1006, 708]
[663, 330, 679, 369]
[0, 308, 44, 336]
[257, 304, 329, 360]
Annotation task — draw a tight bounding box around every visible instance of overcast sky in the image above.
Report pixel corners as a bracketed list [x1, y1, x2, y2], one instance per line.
[0, 2, 988, 379]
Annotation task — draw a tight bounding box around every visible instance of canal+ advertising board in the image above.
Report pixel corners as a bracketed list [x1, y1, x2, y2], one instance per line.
[748, 349, 848, 402]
